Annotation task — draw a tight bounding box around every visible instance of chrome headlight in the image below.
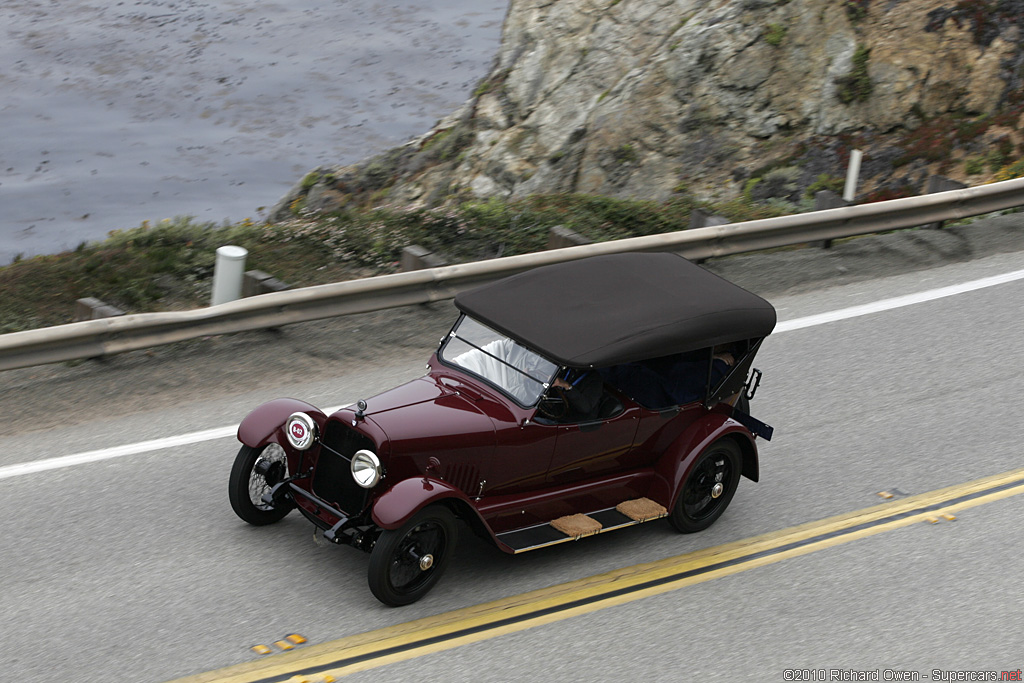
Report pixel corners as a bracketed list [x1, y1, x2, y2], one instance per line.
[351, 449, 382, 489]
[285, 412, 318, 451]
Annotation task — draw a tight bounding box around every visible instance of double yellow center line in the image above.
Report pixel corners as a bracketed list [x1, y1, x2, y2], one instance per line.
[170, 467, 1024, 683]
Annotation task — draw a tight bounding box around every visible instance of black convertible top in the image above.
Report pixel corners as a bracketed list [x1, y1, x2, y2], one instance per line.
[454, 252, 776, 367]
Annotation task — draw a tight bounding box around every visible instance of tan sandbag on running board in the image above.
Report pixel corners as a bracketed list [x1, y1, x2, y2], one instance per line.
[616, 498, 668, 522]
[550, 513, 602, 538]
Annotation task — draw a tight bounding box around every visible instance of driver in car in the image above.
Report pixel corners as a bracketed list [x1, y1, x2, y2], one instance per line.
[550, 369, 604, 422]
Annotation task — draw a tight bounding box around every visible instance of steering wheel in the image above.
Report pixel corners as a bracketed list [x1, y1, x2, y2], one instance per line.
[537, 386, 569, 420]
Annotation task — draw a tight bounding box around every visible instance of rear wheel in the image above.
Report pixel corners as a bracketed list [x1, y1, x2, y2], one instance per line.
[669, 439, 742, 533]
[368, 506, 457, 606]
[229, 443, 292, 525]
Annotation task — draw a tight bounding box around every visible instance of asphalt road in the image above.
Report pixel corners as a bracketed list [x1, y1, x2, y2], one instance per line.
[1, 216, 1023, 682]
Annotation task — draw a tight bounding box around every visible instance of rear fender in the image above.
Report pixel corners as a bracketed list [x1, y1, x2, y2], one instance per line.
[237, 398, 327, 448]
[371, 476, 490, 535]
[651, 415, 759, 507]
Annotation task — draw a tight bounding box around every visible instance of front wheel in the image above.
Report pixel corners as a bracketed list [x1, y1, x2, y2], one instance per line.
[669, 439, 742, 533]
[229, 443, 292, 525]
[368, 506, 457, 606]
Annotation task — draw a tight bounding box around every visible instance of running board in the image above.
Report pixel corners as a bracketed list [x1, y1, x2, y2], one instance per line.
[495, 498, 668, 554]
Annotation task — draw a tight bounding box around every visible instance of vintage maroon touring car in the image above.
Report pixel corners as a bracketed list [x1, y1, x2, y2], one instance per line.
[229, 252, 776, 605]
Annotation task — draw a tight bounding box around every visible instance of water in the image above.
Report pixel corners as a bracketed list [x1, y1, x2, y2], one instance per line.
[0, 0, 507, 265]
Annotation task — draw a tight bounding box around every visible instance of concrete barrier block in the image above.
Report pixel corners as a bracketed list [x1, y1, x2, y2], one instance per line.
[546, 225, 593, 250]
[74, 297, 125, 322]
[244, 270, 292, 297]
[689, 209, 730, 230]
[814, 190, 848, 212]
[400, 245, 448, 271]
[243, 270, 272, 298]
[260, 277, 291, 293]
[926, 176, 967, 194]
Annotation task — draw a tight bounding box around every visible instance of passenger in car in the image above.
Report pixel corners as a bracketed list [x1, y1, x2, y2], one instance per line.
[599, 347, 735, 409]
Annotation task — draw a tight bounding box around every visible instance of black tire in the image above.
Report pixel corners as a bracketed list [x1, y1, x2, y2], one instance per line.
[669, 439, 742, 533]
[368, 506, 457, 607]
[229, 443, 292, 526]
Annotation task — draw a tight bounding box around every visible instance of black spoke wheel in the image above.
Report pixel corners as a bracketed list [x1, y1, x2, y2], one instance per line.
[368, 506, 457, 607]
[669, 439, 742, 533]
[229, 443, 292, 526]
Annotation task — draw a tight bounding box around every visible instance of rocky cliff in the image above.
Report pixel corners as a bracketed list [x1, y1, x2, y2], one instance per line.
[272, 0, 1024, 220]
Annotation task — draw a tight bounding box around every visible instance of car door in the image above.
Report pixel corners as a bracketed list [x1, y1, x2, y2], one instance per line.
[432, 375, 557, 498]
[544, 398, 643, 485]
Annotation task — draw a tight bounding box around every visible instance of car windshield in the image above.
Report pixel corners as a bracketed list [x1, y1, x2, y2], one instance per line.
[441, 316, 558, 406]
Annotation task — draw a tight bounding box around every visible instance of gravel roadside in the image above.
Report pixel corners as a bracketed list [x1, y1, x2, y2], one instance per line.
[2, 214, 1022, 437]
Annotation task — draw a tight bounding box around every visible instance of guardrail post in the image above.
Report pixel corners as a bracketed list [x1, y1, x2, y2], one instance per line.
[924, 176, 968, 229]
[814, 190, 850, 249]
[686, 211, 730, 262]
[211, 245, 249, 306]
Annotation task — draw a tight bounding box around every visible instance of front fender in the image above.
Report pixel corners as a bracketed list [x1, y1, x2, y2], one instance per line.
[237, 398, 327, 448]
[650, 415, 758, 508]
[371, 476, 483, 531]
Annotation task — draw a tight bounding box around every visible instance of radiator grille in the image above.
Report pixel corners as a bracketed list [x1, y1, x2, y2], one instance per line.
[313, 421, 377, 515]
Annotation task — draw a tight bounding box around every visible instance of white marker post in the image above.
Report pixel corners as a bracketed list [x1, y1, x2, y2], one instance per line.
[843, 149, 863, 203]
[211, 245, 248, 306]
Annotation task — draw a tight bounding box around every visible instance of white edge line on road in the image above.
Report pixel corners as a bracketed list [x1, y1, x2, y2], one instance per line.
[774, 268, 1024, 333]
[4, 266, 1024, 481]
[0, 425, 238, 480]
[0, 405, 349, 481]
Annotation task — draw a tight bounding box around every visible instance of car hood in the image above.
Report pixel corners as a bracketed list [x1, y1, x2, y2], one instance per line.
[361, 377, 452, 415]
[361, 378, 497, 458]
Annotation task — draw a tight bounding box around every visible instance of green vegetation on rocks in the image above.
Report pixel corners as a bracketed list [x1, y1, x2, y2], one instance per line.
[0, 193, 789, 333]
[764, 23, 787, 47]
[835, 45, 873, 104]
